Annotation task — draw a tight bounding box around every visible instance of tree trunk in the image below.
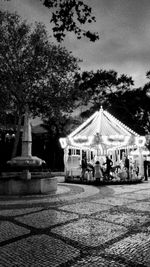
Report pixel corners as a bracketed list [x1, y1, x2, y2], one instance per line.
[11, 113, 22, 158]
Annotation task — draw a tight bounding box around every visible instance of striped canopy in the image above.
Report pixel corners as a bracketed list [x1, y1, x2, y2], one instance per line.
[69, 107, 138, 139]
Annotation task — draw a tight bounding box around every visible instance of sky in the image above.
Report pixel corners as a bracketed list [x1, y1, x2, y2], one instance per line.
[1, 0, 150, 87]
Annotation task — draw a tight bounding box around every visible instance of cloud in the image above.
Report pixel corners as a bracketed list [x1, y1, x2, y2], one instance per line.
[1, 0, 150, 87]
[64, 0, 150, 86]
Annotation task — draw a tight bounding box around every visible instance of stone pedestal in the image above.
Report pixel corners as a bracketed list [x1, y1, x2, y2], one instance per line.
[21, 109, 32, 157]
[0, 107, 57, 195]
[7, 108, 45, 177]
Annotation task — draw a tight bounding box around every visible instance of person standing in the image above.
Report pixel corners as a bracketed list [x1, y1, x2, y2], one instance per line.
[81, 156, 87, 180]
[124, 155, 130, 179]
[104, 156, 113, 179]
[143, 156, 148, 181]
[94, 161, 103, 181]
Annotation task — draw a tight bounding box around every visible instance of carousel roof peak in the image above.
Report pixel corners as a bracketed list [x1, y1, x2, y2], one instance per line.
[68, 107, 139, 139]
[60, 108, 146, 149]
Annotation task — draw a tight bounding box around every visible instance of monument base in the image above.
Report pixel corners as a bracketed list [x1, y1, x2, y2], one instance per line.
[0, 109, 58, 195]
[0, 176, 57, 195]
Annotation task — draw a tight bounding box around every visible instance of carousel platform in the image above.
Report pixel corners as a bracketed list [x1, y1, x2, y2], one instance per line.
[65, 174, 144, 186]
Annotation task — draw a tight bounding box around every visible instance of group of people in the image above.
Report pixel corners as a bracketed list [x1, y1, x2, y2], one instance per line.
[81, 155, 113, 180]
[81, 154, 150, 181]
[123, 154, 149, 181]
[94, 156, 113, 180]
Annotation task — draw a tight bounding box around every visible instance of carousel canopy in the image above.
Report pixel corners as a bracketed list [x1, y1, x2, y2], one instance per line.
[69, 106, 138, 138]
[60, 107, 146, 149]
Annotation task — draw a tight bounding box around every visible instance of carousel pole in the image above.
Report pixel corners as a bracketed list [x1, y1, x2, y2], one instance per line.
[63, 147, 69, 177]
[138, 147, 144, 178]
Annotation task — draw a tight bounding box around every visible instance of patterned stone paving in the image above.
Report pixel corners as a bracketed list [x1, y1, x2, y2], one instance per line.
[52, 219, 127, 247]
[125, 201, 150, 212]
[0, 181, 150, 266]
[118, 192, 150, 200]
[16, 209, 79, 228]
[91, 197, 135, 206]
[0, 207, 43, 217]
[71, 256, 127, 267]
[92, 209, 150, 228]
[0, 221, 30, 242]
[59, 202, 112, 215]
[0, 235, 80, 267]
[105, 232, 150, 266]
[111, 184, 149, 194]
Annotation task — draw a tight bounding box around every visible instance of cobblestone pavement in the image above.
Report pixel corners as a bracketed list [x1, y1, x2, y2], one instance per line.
[0, 179, 150, 266]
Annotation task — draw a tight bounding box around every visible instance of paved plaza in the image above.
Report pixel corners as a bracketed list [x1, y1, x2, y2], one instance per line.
[0, 179, 150, 266]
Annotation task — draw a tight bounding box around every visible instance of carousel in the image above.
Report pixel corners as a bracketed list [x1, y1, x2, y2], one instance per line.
[59, 107, 148, 183]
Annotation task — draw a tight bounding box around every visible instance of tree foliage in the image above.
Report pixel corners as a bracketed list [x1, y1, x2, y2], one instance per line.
[43, 0, 99, 42]
[0, 10, 80, 157]
[1, 0, 99, 42]
[76, 69, 150, 135]
[76, 69, 134, 109]
[0, 10, 79, 119]
[139, 72, 150, 134]
[106, 88, 150, 135]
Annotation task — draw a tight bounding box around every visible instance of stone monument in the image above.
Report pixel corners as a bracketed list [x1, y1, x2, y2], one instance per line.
[8, 108, 44, 179]
[0, 109, 57, 195]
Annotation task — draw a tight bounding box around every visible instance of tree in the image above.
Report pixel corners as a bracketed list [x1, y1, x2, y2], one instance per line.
[2, 0, 99, 42]
[105, 88, 149, 134]
[76, 69, 150, 135]
[0, 11, 79, 157]
[138, 72, 150, 134]
[76, 69, 134, 110]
